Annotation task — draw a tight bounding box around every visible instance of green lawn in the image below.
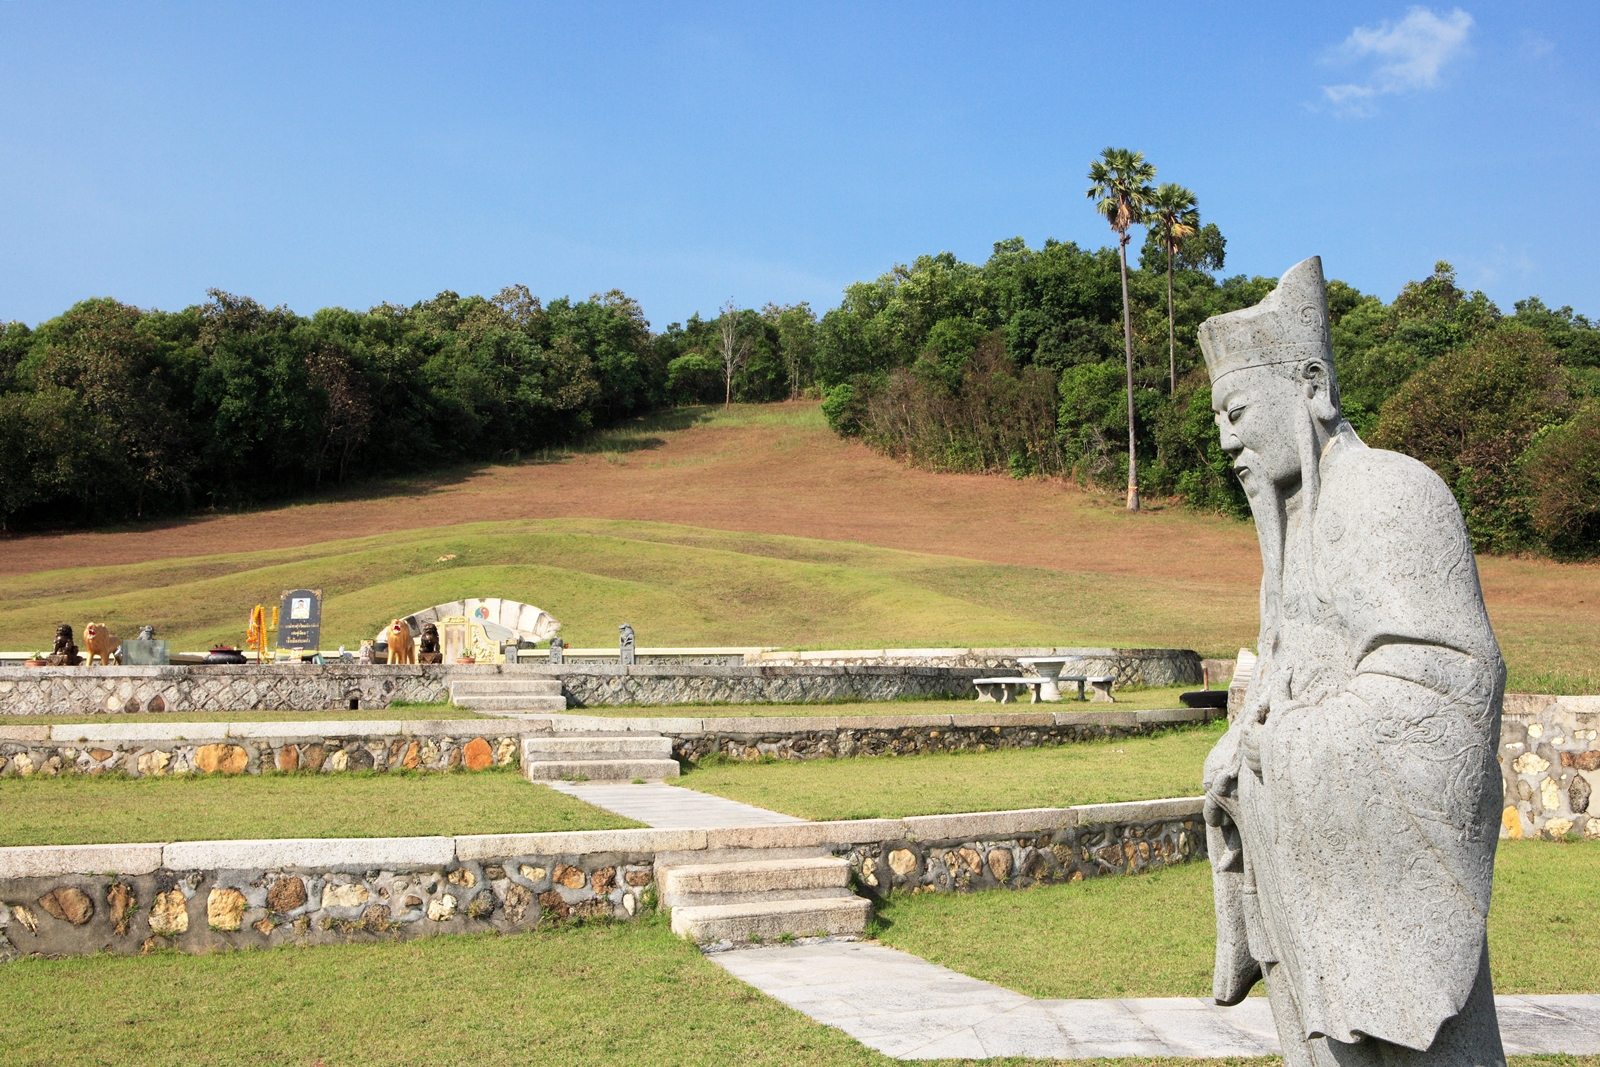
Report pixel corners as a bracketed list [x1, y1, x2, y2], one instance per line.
[877, 840, 1600, 1000]
[0, 885, 1591, 1067]
[0, 767, 638, 845]
[0, 917, 896, 1067]
[678, 720, 1222, 820]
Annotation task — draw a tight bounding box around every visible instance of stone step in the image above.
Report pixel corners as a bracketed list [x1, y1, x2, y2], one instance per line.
[659, 856, 851, 908]
[655, 846, 833, 868]
[665, 886, 857, 908]
[522, 758, 681, 781]
[449, 678, 564, 696]
[523, 735, 673, 760]
[670, 896, 871, 942]
[452, 695, 569, 712]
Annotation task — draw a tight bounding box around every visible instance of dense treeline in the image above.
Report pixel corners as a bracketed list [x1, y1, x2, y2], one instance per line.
[0, 287, 821, 530]
[8, 248, 1600, 558]
[0, 286, 658, 527]
[810, 235, 1600, 557]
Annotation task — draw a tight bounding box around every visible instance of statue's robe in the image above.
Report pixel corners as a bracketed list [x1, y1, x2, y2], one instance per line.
[1206, 429, 1505, 1062]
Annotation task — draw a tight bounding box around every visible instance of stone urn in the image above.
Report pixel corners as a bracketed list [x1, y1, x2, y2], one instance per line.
[205, 646, 248, 665]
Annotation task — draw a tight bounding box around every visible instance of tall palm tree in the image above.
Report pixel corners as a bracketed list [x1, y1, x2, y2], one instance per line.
[1086, 147, 1157, 512]
[1147, 183, 1199, 395]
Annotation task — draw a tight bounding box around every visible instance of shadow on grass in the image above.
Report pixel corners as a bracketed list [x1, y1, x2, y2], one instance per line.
[0, 406, 726, 540]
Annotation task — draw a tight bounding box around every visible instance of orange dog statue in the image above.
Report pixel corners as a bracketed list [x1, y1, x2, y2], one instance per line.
[83, 622, 121, 666]
[385, 619, 416, 665]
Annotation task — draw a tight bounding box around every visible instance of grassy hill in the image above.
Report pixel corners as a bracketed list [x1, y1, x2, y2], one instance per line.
[1, 403, 1595, 692]
[0, 519, 1258, 657]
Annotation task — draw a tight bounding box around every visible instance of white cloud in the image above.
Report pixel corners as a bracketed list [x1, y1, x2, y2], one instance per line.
[1518, 34, 1554, 61]
[1322, 7, 1474, 113]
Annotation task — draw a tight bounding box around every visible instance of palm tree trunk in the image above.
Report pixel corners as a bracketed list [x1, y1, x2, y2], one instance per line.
[1119, 237, 1139, 512]
[1167, 257, 1176, 394]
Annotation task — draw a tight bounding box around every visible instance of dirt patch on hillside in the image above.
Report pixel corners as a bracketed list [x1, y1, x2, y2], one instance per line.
[0, 403, 1261, 584]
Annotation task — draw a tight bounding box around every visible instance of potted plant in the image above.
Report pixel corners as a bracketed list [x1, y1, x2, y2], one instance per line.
[25, 652, 47, 667]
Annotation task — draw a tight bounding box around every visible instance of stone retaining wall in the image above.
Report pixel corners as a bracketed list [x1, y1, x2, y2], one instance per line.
[0, 709, 1218, 778]
[843, 798, 1204, 897]
[0, 720, 526, 778]
[551, 664, 985, 707]
[0, 664, 463, 716]
[749, 648, 1203, 688]
[651, 708, 1214, 762]
[0, 663, 989, 715]
[0, 801, 1205, 960]
[1500, 695, 1600, 841]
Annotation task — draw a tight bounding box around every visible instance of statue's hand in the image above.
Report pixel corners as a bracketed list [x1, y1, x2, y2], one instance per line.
[1239, 715, 1262, 776]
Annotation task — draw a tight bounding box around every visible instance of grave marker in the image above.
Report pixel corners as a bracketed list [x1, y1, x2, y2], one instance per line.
[277, 589, 323, 652]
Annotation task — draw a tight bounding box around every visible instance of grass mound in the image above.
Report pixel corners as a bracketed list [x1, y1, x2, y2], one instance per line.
[0, 518, 1262, 658]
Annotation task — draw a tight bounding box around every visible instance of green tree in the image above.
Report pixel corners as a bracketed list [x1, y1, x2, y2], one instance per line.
[1146, 183, 1199, 395]
[1086, 147, 1157, 511]
[768, 303, 817, 400]
[716, 300, 753, 407]
[1371, 329, 1572, 550]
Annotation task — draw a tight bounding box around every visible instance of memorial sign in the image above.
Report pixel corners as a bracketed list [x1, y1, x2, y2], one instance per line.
[277, 588, 323, 652]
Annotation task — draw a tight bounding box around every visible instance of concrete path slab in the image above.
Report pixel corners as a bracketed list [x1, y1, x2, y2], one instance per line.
[547, 780, 804, 828]
[710, 940, 1600, 1060]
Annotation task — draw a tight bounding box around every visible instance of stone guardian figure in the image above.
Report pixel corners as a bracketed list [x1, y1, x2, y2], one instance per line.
[1199, 257, 1506, 1067]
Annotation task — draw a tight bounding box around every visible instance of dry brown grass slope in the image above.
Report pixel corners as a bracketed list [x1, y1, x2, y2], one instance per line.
[1, 403, 1595, 689]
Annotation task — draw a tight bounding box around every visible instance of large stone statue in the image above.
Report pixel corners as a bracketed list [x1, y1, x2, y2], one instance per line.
[1199, 257, 1506, 1067]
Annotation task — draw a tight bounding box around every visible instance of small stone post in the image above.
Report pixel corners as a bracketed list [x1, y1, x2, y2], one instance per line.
[548, 636, 564, 665]
[619, 624, 635, 666]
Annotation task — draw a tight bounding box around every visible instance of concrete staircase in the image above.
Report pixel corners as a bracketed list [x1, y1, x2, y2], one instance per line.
[448, 676, 568, 715]
[520, 734, 680, 781]
[657, 848, 871, 942]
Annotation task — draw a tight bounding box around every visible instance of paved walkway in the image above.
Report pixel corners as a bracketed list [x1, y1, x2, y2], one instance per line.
[710, 940, 1600, 1060]
[546, 780, 804, 828]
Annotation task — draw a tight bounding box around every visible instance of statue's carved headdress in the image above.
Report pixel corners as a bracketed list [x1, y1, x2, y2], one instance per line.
[1197, 256, 1336, 386]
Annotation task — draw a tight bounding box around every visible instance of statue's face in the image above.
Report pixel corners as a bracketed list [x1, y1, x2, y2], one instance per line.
[1212, 370, 1303, 493]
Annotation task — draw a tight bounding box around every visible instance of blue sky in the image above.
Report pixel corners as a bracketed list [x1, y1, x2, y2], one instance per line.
[1, 2, 1594, 327]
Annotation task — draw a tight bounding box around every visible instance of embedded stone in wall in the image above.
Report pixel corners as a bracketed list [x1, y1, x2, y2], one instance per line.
[149, 889, 189, 935]
[195, 744, 249, 775]
[321, 883, 369, 909]
[887, 849, 918, 876]
[267, 876, 307, 913]
[207, 888, 248, 931]
[462, 737, 493, 771]
[108, 882, 136, 935]
[503, 884, 533, 924]
[987, 849, 1012, 880]
[37, 886, 94, 925]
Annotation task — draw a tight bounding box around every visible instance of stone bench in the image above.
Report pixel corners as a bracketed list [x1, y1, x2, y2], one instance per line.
[974, 674, 1116, 704]
[1059, 674, 1117, 703]
[972, 677, 1048, 704]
